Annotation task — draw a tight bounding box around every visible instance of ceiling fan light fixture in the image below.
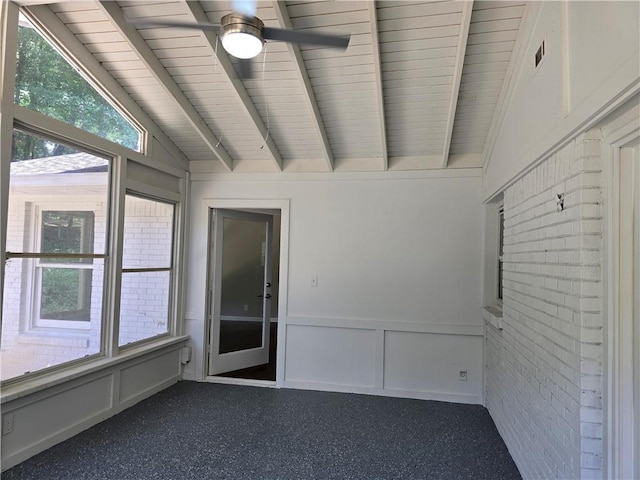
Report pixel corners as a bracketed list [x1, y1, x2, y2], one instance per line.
[222, 31, 263, 59]
[220, 13, 264, 59]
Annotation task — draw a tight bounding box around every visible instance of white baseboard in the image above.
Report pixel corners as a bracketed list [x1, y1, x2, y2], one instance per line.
[283, 380, 482, 405]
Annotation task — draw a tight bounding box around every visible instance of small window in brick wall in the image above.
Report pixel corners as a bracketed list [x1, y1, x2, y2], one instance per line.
[498, 206, 505, 302]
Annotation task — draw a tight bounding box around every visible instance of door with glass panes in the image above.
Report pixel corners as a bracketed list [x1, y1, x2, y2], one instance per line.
[208, 209, 273, 375]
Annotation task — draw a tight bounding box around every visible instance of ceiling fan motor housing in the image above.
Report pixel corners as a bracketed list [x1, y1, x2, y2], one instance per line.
[221, 13, 264, 37]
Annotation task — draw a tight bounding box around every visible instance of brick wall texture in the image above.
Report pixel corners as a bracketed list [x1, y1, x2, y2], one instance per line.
[1, 193, 173, 381]
[485, 129, 604, 479]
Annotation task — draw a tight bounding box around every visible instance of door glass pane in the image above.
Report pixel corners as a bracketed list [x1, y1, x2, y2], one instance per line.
[219, 217, 266, 354]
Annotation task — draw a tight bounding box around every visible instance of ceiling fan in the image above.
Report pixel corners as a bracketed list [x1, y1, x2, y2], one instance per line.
[131, 0, 351, 79]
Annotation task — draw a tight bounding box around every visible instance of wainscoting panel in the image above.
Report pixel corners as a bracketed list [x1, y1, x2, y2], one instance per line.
[384, 330, 483, 399]
[1, 373, 114, 468]
[1, 338, 187, 470]
[282, 318, 483, 404]
[119, 349, 183, 405]
[284, 324, 377, 387]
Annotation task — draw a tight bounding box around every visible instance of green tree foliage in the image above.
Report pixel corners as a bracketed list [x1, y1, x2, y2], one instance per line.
[40, 268, 92, 320]
[13, 22, 140, 161]
[39, 212, 94, 320]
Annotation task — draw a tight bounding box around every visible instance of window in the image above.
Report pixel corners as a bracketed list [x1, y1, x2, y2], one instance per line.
[35, 210, 95, 328]
[14, 13, 142, 152]
[1, 10, 183, 386]
[498, 206, 505, 302]
[119, 195, 175, 347]
[483, 200, 504, 318]
[1, 130, 109, 382]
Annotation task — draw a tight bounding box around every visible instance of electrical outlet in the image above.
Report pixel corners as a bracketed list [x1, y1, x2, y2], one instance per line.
[2, 414, 14, 435]
[459, 370, 467, 381]
[243, 304, 249, 312]
[310, 275, 318, 287]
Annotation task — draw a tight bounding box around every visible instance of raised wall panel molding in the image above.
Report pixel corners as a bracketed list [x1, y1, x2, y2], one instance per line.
[283, 316, 484, 337]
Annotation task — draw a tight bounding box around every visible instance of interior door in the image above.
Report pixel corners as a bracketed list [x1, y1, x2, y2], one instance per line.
[208, 209, 273, 375]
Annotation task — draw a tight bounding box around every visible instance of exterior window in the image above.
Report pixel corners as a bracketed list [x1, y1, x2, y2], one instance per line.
[14, 12, 142, 152]
[1, 129, 108, 382]
[497, 206, 505, 302]
[119, 195, 174, 347]
[35, 211, 94, 327]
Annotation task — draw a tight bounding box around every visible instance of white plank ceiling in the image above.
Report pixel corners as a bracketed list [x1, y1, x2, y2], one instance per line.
[28, 0, 527, 173]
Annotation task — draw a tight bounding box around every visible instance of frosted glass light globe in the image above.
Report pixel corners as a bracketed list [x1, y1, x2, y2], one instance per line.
[222, 32, 263, 59]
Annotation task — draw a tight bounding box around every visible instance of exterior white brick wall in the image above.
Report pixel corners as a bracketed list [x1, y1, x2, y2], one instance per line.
[485, 129, 604, 479]
[1, 192, 172, 380]
[119, 197, 173, 346]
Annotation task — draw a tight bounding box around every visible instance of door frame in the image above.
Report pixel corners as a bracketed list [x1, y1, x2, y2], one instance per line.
[202, 198, 289, 388]
[602, 104, 639, 479]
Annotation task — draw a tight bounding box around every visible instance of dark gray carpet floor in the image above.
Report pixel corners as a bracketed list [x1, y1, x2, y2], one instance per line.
[3, 381, 521, 480]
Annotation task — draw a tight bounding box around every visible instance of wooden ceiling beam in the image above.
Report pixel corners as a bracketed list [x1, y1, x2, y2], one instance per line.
[182, 0, 283, 172]
[441, 1, 474, 169]
[271, 1, 333, 172]
[98, 0, 234, 171]
[367, 1, 389, 171]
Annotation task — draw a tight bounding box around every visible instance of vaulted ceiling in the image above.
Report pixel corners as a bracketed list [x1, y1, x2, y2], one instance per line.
[21, 0, 527, 173]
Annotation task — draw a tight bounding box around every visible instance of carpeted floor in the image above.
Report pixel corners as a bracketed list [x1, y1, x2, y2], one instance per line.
[3, 382, 522, 480]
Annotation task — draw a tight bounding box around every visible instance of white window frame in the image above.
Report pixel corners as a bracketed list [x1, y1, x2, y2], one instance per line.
[497, 205, 505, 305]
[28, 203, 102, 332]
[1, 3, 186, 388]
[483, 199, 505, 312]
[603, 109, 640, 480]
[117, 192, 177, 349]
[16, 10, 146, 154]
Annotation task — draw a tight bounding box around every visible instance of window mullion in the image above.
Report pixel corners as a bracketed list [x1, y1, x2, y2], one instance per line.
[105, 156, 126, 358]
[0, 1, 19, 339]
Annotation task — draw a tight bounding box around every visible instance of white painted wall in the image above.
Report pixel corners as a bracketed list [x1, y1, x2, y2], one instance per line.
[483, 1, 640, 200]
[184, 170, 485, 403]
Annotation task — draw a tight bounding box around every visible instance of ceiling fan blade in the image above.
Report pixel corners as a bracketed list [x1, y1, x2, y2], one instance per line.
[129, 19, 221, 34]
[237, 58, 254, 79]
[232, 0, 257, 17]
[263, 27, 350, 50]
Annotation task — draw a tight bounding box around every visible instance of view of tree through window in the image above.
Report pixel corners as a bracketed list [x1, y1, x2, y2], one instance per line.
[13, 14, 141, 157]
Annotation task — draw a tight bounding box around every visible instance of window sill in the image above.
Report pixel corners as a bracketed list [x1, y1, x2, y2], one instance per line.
[17, 332, 90, 348]
[483, 305, 503, 330]
[1, 335, 189, 404]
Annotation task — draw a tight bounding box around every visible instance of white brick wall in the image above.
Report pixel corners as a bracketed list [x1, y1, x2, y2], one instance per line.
[485, 129, 604, 479]
[1, 194, 173, 380]
[119, 197, 173, 346]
